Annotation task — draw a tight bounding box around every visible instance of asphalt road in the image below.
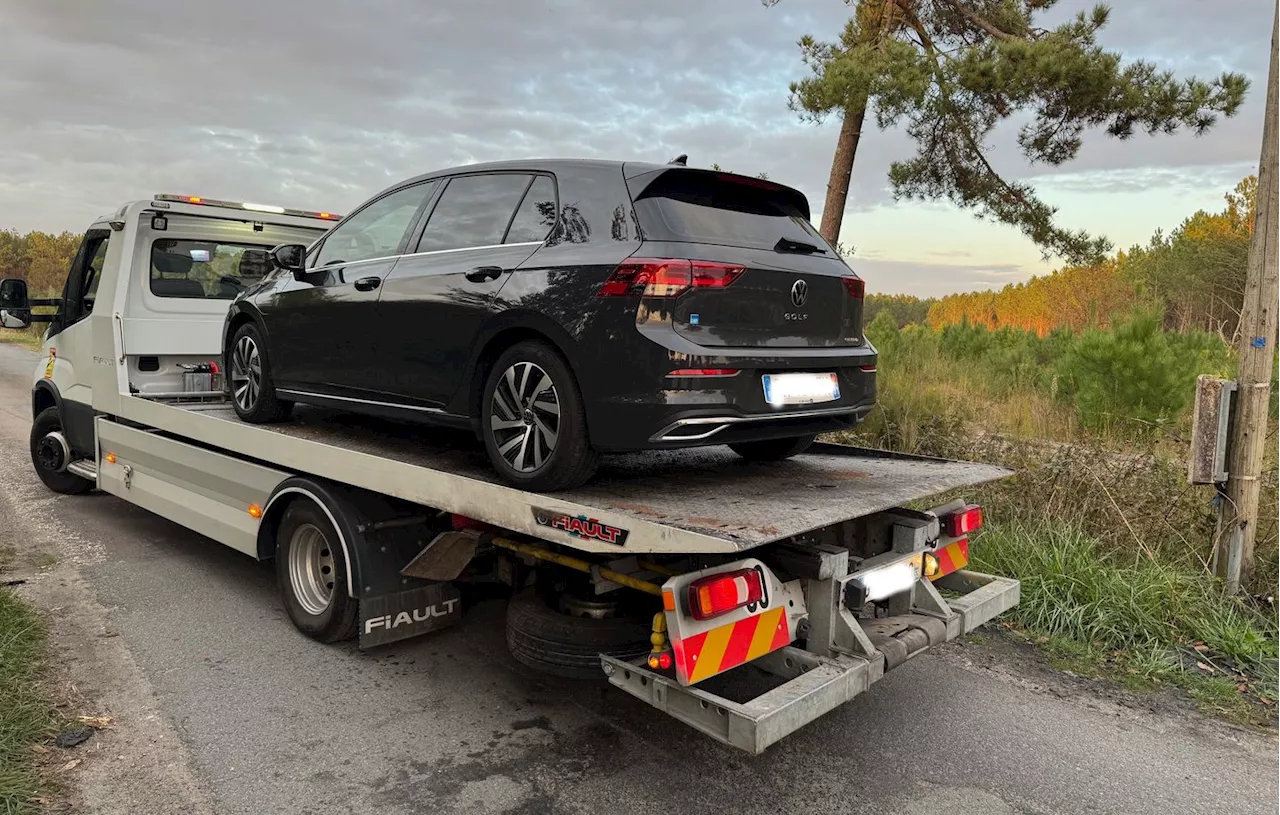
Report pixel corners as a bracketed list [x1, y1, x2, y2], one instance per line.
[0, 341, 1275, 815]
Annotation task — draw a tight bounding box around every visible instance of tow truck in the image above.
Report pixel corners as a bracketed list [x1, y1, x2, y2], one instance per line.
[0, 194, 1018, 753]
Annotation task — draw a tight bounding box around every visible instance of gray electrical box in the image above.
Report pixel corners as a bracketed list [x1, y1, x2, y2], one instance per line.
[1188, 375, 1236, 485]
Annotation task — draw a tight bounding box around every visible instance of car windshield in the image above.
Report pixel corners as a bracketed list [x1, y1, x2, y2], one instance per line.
[150, 239, 276, 299]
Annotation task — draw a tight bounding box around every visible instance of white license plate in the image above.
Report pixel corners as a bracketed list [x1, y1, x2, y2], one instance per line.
[762, 372, 840, 406]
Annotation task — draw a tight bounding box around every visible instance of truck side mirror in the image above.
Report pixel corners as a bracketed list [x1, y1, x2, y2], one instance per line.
[0, 278, 30, 329]
[269, 244, 308, 281]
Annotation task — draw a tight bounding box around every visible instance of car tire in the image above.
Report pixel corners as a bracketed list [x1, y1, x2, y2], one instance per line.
[228, 322, 292, 424]
[728, 434, 817, 461]
[30, 407, 92, 495]
[481, 340, 597, 491]
[275, 500, 358, 643]
[505, 590, 651, 680]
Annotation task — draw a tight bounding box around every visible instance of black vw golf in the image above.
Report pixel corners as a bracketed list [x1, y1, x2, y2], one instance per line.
[223, 159, 877, 490]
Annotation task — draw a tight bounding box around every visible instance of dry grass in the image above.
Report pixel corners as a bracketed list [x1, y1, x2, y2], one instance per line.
[0, 558, 59, 814]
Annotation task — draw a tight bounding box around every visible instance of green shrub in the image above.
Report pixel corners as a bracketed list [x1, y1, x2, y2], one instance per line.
[1054, 312, 1230, 435]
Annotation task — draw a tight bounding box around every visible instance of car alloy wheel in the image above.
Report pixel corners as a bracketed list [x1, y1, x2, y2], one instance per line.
[489, 361, 561, 473]
[230, 334, 261, 412]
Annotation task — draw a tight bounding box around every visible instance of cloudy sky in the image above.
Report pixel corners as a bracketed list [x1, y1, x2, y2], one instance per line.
[0, 0, 1271, 297]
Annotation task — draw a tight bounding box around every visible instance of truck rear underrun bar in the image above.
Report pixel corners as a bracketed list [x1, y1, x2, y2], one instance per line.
[602, 566, 1019, 754]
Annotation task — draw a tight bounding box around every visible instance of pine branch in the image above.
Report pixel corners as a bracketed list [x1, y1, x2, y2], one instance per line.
[934, 0, 1019, 41]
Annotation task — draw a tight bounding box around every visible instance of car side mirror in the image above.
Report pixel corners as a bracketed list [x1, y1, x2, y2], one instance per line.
[0, 278, 30, 329]
[269, 244, 308, 280]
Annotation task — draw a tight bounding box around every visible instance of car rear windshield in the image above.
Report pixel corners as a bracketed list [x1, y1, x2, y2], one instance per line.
[630, 171, 825, 251]
[150, 239, 275, 299]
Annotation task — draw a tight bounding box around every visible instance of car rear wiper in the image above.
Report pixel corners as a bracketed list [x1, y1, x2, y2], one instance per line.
[774, 237, 826, 255]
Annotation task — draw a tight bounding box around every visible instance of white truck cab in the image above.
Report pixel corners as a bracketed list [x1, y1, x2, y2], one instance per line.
[0, 195, 335, 492]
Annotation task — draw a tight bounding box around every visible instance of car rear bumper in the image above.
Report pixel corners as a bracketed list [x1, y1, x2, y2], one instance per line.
[648, 402, 874, 444]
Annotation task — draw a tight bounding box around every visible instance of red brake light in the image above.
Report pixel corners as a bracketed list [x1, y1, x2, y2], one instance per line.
[944, 505, 983, 537]
[598, 259, 745, 297]
[687, 568, 763, 620]
[667, 369, 739, 377]
[842, 276, 865, 299]
[691, 261, 745, 288]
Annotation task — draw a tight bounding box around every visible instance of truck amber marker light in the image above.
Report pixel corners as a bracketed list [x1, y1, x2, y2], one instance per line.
[152, 194, 342, 221]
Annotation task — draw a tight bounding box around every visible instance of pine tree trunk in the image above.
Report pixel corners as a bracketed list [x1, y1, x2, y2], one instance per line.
[818, 98, 869, 246]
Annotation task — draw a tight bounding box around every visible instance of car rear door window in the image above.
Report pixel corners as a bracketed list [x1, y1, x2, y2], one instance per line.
[417, 174, 532, 253]
[503, 175, 557, 244]
[313, 181, 436, 268]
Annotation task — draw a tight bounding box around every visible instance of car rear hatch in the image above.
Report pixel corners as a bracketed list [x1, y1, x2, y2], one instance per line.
[623, 166, 864, 349]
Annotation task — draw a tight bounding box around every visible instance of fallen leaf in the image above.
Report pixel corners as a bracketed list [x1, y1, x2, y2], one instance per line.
[30, 744, 50, 755]
[77, 715, 114, 729]
[1192, 643, 1209, 653]
[1195, 661, 1216, 674]
[1238, 683, 1248, 693]
[56, 759, 81, 773]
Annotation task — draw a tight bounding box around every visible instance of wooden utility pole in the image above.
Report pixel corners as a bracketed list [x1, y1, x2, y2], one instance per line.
[1216, 8, 1279, 594]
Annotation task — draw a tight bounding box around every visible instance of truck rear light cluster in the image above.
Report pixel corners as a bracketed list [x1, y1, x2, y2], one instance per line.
[943, 504, 983, 537]
[687, 568, 763, 620]
[597, 259, 745, 298]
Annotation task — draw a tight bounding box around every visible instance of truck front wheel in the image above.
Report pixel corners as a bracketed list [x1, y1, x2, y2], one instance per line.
[276, 500, 358, 642]
[30, 407, 92, 495]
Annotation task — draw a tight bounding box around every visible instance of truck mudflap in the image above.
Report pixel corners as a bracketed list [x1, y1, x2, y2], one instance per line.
[600, 565, 1019, 754]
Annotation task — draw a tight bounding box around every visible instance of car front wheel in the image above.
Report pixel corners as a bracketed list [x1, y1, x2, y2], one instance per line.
[228, 322, 292, 423]
[481, 341, 597, 491]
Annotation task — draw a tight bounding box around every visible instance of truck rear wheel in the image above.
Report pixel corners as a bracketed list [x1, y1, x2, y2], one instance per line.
[276, 500, 358, 642]
[505, 590, 650, 680]
[30, 407, 92, 495]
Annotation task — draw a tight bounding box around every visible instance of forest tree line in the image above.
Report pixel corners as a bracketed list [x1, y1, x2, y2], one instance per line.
[0, 229, 81, 295]
[920, 176, 1259, 341]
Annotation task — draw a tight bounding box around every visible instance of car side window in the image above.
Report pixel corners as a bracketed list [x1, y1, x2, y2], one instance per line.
[312, 181, 436, 268]
[504, 176, 557, 244]
[416, 174, 532, 253]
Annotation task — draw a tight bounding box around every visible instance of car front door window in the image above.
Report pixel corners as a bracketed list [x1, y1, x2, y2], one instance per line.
[312, 183, 434, 268]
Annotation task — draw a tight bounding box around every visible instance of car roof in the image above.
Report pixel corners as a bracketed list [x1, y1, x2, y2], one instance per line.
[383, 158, 657, 192]
[371, 158, 806, 210]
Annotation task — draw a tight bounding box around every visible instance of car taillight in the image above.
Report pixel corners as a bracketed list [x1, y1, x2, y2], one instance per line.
[597, 258, 745, 298]
[842, 276, 865, 299]
[687, 568, 763, 620]
[943, 504, 983, 537]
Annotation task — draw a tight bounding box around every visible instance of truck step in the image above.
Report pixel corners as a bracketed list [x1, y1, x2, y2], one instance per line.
[67, 460, 98, 481]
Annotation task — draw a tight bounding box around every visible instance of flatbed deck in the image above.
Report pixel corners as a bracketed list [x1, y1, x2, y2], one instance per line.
[120, 396, 1011, 554]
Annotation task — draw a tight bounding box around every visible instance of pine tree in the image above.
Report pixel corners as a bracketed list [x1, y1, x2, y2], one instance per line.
[767, 0, 1250, 264]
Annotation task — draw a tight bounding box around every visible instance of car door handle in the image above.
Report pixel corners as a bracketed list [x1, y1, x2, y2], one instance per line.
[465, 265, 504, 283]
[353, 276, 381, 292]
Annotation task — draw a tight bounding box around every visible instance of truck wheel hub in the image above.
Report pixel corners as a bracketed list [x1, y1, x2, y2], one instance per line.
[36, 432, 69, 473]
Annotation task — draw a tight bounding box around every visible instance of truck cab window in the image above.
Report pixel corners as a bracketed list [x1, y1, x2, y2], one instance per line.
[60, 231, 111, 328]
[150, 240, 276, 299]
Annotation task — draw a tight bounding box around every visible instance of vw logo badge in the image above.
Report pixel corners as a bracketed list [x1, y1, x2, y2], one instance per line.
[790, 279, 808, 308]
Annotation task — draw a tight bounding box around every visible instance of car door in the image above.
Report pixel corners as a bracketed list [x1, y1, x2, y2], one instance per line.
[376, 172, 554, 408]
[260, 180, 439, 395]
